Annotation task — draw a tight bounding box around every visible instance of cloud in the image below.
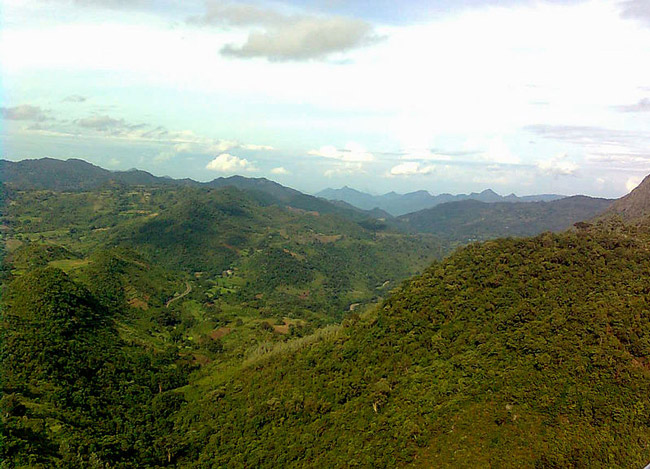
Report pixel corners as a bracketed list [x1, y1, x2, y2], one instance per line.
[40, 112, 272, 158]
[190, 1, 380, 61]
[70, 0, 149, 10]
[323, 162, 364, 177]
[481, 137, 521, 165]
[221, 17, 380, 61]
[388, 162, 435, 177]
[308, 142, 374, 162]
[242, 143, 274, 151]
[63, 95, 88, 103]
[615, 97, 650, 112]
[526, 124, 650, 167]
[271, 166, 289, 175]
[188, 2, 284, 27]
[626, 175, 642, 192]
[75, 115, 144, 133]
[620, 0, 650, 26]
[0, 105, 48, 122]
[206, 153, 257, 172]
[399, 149, 454, 161]
[154, 144, 189, 162]
[536, 153, 579, 176]
[9, 106, 273, 166]
[527, 124, 636, 145]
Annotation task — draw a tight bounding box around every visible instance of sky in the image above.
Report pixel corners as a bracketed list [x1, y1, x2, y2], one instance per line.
[1, 0, 650, 197]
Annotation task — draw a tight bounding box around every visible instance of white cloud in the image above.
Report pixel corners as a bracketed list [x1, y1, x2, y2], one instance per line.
[190, 2, 380, 62]
[4, 0, 650, 196]
[205, 141, 274, 152]
[271, 166, 289, 175]
[536, 153, 579, 176]
[220, 17, 380, 62]
[399, 149, 454, 161]
[206, 153, 257, 172]
[481, 137, 520, 165]
[308, 142, 374, 162]
[388, 162, 435, 177]
[620, 0, 650, 27]
[324, 162, 364, 177]
[63, 94, 87, 103]
[242, 143, 274, 151]
[626, 175, 642, 192]
[196, 140, 274, 155]
[5, 104, 275, 164]
[1, 104, 48, 121]
[154, 151, 172, 162]
[616, 97, 650, 112]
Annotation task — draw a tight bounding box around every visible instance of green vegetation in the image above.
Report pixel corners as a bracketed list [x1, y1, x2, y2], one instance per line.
[1, 267, 192, 467]
[175, 224, 650, 467]
[2, 159, 649, 468]
[3, 184, 446, 321]
[399, 196, 612, 241]
[0, 178, 446, 466]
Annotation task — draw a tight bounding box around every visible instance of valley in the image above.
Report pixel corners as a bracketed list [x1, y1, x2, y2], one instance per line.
[1, 158, 649, 467]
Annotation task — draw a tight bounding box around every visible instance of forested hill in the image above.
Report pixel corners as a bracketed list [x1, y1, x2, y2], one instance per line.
[0, 158, 383, 223]
[398, 195, 612, 240]
[175, 218, 650, 467]
[0, 157, 182, 191]
[1, 179, 445, 466]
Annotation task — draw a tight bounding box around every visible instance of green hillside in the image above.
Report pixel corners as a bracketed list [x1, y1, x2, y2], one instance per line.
[1, 266, 194, 467]
[3, 184, 445, 320]
[398, 196, 612, 241]
[175, 222, 650, 467]
[2, 161, 649, 468]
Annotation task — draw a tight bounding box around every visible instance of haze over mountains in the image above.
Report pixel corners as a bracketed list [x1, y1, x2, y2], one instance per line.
[317, 185, 565, 216]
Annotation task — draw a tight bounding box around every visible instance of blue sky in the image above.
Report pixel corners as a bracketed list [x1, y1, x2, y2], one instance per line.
[1, 0, 650, 196]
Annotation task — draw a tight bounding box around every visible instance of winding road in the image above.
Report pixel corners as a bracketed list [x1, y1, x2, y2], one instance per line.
[166, 282, 192, 308]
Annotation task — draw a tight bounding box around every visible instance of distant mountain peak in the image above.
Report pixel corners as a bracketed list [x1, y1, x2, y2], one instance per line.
[480, 188, 499, 195]
[316, 184, 567, 216]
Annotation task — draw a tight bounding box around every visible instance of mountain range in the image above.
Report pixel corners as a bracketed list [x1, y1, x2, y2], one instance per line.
[0, 157, 612, 242]
[0, 158, 384, 224]
[316, 185, 565, 216]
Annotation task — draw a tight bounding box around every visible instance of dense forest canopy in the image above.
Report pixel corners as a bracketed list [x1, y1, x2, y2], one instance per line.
[1, 161, 650, 467]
